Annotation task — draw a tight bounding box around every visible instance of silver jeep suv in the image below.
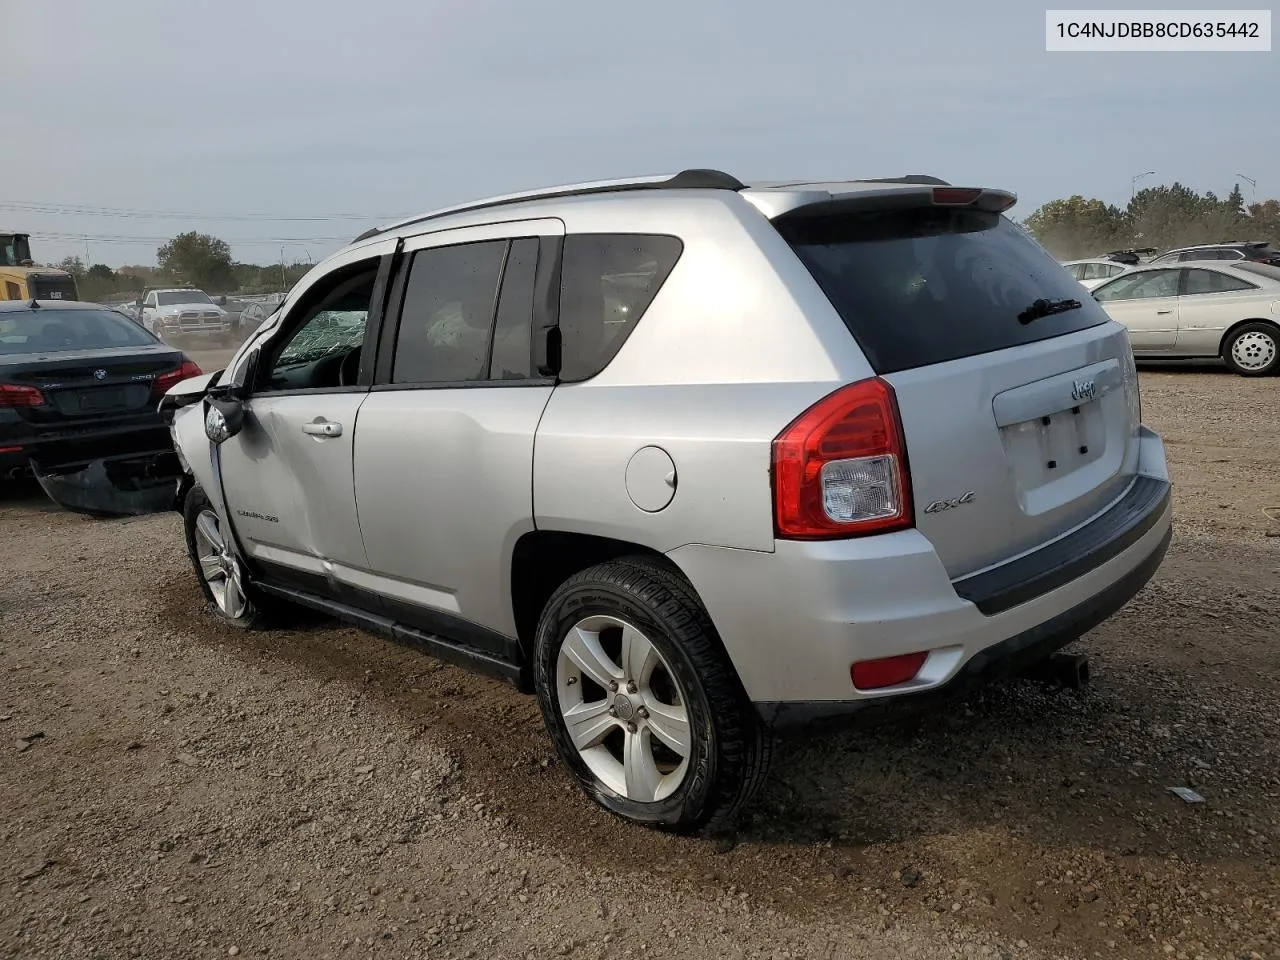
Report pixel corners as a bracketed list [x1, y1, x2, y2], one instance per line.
[163, 169, 1172, 831]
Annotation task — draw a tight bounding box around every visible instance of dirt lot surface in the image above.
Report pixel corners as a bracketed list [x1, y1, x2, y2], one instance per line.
[2, 367, 1277, 960]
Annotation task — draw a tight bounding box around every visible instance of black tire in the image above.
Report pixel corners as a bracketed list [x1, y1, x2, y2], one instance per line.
[533, 557, 771, 833]
[182, 484, 273, 628]
[1221, 321, 1280, 377]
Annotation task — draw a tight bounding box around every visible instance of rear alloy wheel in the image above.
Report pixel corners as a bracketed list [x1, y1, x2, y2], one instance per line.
[533, 558, 770, 832]
[182, 484, 267, 628]
[1222, 322, 1279, 376]
[556, 614, 692, 803]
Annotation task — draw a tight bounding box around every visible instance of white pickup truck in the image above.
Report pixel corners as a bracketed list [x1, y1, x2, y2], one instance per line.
[139, 288, 233, 344]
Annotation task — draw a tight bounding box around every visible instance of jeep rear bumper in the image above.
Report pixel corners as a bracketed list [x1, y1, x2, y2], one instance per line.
[755, 522, 1170, 734]
[667, 427, 1172, 723]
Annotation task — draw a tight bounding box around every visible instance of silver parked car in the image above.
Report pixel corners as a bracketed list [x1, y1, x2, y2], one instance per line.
[1091, 261, 1280, 376]
[1061, 257, 1134, 290]
[162, 169, 1173, 830]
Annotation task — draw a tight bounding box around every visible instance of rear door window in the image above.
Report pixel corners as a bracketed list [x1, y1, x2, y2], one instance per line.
[391, 241, 506, 385]
[1094, 269, 1180, 301]
[557, 234, 683, 382]
[776, 210, 1108, 375]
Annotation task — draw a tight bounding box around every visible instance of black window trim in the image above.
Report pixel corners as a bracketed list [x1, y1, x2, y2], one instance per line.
[245, 249, 396, 400]
[1177, 267, 1260, 297]
[372, 232, 560, 391]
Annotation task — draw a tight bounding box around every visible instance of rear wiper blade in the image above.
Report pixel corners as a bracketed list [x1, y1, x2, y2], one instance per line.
[1018, 297, 1082, 325]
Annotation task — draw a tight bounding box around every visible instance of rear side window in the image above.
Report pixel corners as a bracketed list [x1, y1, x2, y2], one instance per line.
[557, 234, 683, 382]
[1182, 269, 1257, 295]
[776, 210, 1108, 375]
[392, 241, 506, 384]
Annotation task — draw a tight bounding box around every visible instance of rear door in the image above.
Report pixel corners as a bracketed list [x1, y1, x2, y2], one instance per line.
[1173, 267, 1263, 356]
[352, 219, 562, 649]
[776, 202, 1144, 578]
[1092, 269, 1181, 351]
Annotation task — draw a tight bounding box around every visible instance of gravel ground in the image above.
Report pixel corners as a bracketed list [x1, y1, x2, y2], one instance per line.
[1, 367, 1277, 960]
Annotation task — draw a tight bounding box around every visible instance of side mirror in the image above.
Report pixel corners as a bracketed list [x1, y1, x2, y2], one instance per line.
[204, 396, 245, 443]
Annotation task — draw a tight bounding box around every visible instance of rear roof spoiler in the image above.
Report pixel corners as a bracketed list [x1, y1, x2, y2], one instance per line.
[765, 184, 1017, 222]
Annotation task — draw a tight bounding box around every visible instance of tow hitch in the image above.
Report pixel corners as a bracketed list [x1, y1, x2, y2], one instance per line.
[1017, 652, 1092, 690]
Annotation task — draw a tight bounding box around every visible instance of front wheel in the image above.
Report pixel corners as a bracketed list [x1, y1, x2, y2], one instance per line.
[182, 484, 272, 628]
[1222, 322, 1279, 376]
[533, 558, 770, 832]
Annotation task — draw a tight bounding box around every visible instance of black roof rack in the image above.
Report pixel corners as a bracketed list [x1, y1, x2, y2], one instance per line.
[352, 168, 745, 243]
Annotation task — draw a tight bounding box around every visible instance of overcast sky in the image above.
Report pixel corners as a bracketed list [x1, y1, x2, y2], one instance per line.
[7, 0, 1275, 268]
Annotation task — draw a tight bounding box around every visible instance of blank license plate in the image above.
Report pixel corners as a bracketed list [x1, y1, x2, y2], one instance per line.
[79, 388, 126, 410]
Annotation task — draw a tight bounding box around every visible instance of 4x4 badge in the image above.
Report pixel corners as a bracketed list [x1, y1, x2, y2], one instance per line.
[924, 491, 976, 514]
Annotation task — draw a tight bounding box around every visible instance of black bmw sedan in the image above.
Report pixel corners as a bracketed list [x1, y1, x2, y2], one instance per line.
[0, 299, 201, 513]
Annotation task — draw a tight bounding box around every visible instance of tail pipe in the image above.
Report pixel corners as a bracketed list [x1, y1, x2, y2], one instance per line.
[1017, 652, 1091, 690]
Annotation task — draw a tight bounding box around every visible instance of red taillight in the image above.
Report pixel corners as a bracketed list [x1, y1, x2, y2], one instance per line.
[851, 651, 929, 690]
[771, 377, 913, 540]
[152, 359, 202, 395]
[0, 384, 45, 408]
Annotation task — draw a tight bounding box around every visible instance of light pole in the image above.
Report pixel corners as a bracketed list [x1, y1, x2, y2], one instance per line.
[1234, 173, 1256, 205]
[1131, 171, 1155, 201]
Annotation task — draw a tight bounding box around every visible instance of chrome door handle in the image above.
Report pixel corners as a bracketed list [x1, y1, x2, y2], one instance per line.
[302, 419, 342, 437]
[1156, 310, 1173, 315]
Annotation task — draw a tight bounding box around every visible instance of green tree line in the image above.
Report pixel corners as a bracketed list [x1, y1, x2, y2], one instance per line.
[50, 231, 314, 302]
[1019, 182, 1280, 260]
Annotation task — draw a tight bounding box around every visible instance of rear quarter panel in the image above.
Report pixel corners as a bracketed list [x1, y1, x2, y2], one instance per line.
[533, 193, 873, 554]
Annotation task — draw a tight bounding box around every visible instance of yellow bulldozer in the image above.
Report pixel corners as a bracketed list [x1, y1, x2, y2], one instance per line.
[0, 232, 80, 301]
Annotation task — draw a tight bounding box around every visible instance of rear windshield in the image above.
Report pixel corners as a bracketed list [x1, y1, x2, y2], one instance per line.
[1236, 262, 1280, 282]
[157, 290, 213, 306]
[778, 209, 1110, 374]
[0, 308, 158, 354]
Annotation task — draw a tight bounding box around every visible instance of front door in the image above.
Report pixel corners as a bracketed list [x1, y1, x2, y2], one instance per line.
[216, 242, 396, 599]
[1093, 268, 1181, 352]
[352, 221, 563, 655]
